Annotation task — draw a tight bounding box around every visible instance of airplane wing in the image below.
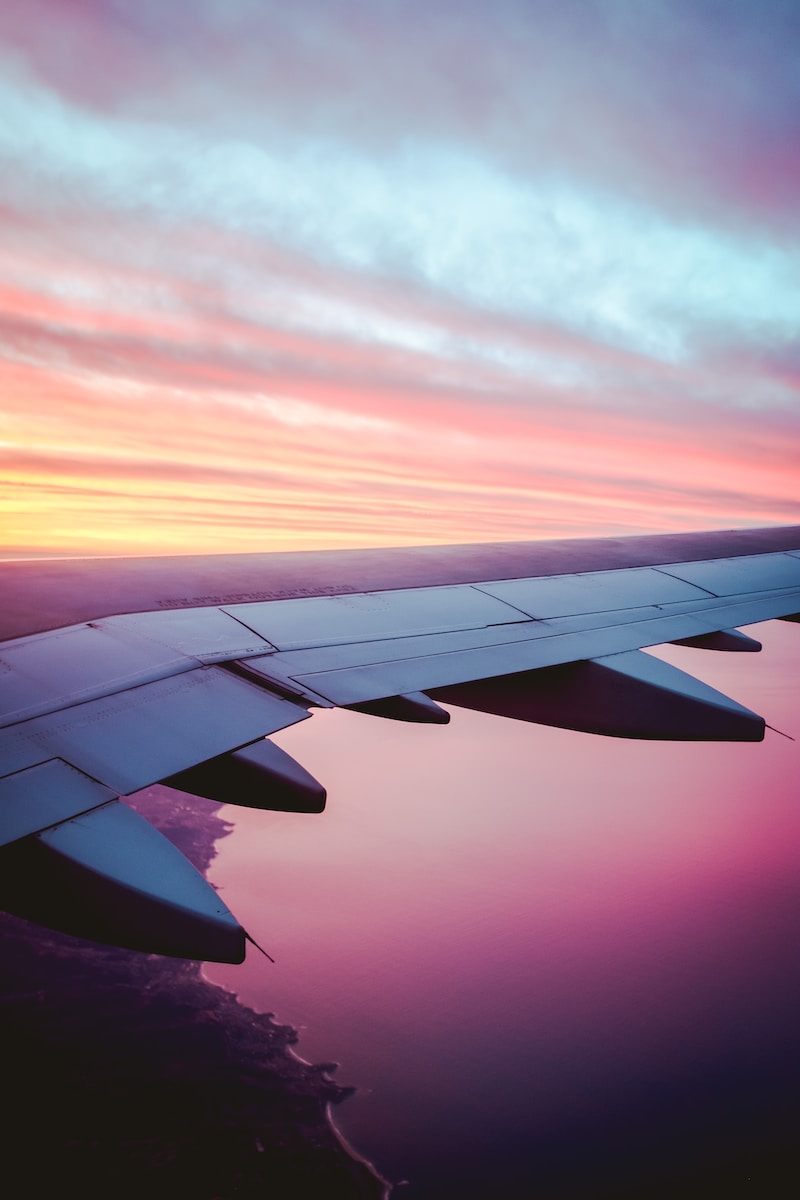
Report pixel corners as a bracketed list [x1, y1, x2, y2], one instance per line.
[1, 525, 799, 963]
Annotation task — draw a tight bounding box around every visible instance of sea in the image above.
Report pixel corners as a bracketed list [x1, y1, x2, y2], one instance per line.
[205, 620, 800, 1197]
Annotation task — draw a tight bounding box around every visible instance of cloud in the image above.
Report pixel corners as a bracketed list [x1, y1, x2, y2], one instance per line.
[3, 1, 799, 229]
[0, 2, 798, 554]
[2, 61, 799, 366]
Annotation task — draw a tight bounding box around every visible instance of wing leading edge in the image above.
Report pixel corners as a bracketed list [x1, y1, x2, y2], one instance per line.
[1, 526, 798, 961]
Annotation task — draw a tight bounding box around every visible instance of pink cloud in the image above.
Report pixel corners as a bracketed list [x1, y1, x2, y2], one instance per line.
[1, 4, 798, 554]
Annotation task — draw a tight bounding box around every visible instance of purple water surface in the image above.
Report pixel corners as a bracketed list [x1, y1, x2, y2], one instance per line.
[206, 622, 800, 1196]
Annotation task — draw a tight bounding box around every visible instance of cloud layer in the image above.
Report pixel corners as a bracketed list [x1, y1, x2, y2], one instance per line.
[1, 0, 798, 553]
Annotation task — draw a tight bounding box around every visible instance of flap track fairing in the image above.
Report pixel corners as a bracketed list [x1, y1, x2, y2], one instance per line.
[0, 798, 245, 962]
[669, 629, 762, 652]
[429, 649, 765, 741]
[345, 691, 450, 724]
[166, 737, 326, 813]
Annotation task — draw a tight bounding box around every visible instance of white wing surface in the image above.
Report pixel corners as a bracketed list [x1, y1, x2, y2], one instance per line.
[1, 526, 798, 961]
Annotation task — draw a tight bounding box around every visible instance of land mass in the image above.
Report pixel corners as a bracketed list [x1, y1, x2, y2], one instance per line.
[0, 786, 388, 1199]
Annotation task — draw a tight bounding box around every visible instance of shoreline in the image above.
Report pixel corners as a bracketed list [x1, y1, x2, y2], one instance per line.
[0, 786, 389, 1199]
[327, 1103, 394, 1200]
[200, 966, 393, 1199]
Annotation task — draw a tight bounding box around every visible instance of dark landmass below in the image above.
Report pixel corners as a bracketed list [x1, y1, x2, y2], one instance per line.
[0, 787, 388, 1200]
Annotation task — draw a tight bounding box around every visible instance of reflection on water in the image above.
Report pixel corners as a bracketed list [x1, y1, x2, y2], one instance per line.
[206, 622, 800, 1196]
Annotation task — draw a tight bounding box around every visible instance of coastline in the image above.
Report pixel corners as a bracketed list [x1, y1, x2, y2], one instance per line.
[284, 1023, 393, 1198]
[0, 785, 388, 1199]
[195, 970, 393, 1199]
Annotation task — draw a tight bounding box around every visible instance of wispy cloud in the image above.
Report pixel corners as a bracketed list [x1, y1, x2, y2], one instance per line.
[1, 1, 798, 553]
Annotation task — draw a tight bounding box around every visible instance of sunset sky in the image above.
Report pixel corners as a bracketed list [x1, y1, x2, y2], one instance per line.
[1, 0, 798, 555]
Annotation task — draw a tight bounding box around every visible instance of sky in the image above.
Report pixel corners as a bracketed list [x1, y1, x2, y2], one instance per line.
[1, 0, 799, 555]
[1, 9, 798, 1191]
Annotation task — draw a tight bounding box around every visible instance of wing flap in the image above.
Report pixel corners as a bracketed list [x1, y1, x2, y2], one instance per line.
[0, 621, 188, 725]
[0, 758, 116, 847]
[0, 608, 275, 726]
[0, 666, 310, 794]
[260, 589, 800, 707]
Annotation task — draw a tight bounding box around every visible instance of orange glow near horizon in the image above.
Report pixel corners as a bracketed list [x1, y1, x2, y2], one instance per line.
[3, 344, 798, 557]
[1, 9, 798, 555]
